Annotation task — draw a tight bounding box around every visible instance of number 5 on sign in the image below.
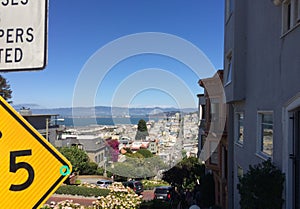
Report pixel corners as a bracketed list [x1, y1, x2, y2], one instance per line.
[0, 96, 72, 209]
[9, 150, 35, 191]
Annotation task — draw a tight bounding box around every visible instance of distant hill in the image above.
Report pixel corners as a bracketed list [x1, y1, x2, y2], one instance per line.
[13, 104, 197, 117]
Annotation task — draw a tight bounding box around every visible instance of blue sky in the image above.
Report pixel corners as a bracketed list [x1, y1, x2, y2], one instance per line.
[3, 0, 224, 109]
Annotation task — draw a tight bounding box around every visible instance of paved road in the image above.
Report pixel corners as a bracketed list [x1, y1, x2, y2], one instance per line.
[142, 189, 154, 201]
[78, 175, 104, 185]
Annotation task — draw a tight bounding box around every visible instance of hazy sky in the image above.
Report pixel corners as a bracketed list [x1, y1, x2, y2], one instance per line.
[3, 0, 224, 109]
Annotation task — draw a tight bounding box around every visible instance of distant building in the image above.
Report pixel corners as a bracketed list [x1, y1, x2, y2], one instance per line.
[157, 152, 170, 164]
[130, 141, 149, 151]
[58, 133, 107, 166]
[148, 139, 158, 154]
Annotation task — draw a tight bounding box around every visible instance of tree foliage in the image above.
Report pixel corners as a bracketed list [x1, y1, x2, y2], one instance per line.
[162, 157, 205, 189]
[135, 119, 149, 140]
[109, 154, 167, 178]
[137, 119, 148, 132]
[58, 146, 96, 175]
[162, 157, 215, 207]
[0, 75, 12, 101]
[125, 152, 144, 159]
[237, 159, 285, 209]
[136, 149, 153, 158]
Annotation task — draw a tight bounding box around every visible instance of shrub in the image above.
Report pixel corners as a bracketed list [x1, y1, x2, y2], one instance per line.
[140, 199, 171, 209]
[81, 162, 99, 175]
[136, 149, 153, 158]
[97, 182, 142, 208]
[41, 200, 82, 209]
[44, 183, 142, 209]
[237, 159, 285, 209]
[55, 185, 110, 197]
[210, 206, 222, 209]
[141, 180, 169, 190]
[199, 173, 215, 208]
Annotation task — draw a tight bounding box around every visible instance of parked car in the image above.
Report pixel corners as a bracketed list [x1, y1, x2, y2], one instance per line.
[96, 179, 113, 188]
[122, 180, 144, 194]
[154, 186, 174, 201]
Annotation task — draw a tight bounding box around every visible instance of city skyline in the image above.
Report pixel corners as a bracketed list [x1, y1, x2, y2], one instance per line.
[3, 1, 224, 109]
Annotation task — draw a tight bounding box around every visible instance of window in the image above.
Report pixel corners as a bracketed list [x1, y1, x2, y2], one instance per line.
[237, 165, 243, 178]
[222, 146, 228, 179]
[297, 0, 300, 21]
[282, 0, 300, 33]
[257, 112, 273, 157]
[226, 0, 234, 20]
[225, 53, 232, 84]
[209, 141, 218, 165]
[235, 112, 244, 144]
[201, 135, 207, 150]
[210, 98, 220, 132]
[284, 0, 292, 31]
[100, 153, 104, 162]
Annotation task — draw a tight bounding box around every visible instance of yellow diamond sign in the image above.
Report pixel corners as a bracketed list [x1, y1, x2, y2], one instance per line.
[0, 96, 72, 209]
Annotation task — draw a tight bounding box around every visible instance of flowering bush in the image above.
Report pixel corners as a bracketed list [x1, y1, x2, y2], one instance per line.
[106, 138, 120, 162]
[42, 182, 142, 209]
[41, 200, 83, 209]
[141, 180, 169, 190]
[94, 182, 142, 209]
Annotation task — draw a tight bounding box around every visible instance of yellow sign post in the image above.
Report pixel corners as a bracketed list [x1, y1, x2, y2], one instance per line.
[0, 96, 72, 208]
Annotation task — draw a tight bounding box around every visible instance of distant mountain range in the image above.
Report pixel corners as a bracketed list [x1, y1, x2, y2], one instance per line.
[13, 104, 197, 117]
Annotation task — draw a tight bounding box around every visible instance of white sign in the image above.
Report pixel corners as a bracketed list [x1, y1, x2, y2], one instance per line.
[0, 0, 48, 71]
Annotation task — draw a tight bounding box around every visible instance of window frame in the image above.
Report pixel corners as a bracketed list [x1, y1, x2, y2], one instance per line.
[297, 0, 300, 21]
[256, 111, 274, 159]
[226, 0, 234, 21]
[210, 97, 220, 133]
[225, 52, 232, 85]
[237, 165, 243, 178]
[235, 112, 244, 145]
[209, 140, 219, 165]
[282, 0, 300, 34]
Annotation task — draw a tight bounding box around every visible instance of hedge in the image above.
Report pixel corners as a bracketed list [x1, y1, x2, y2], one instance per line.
[141, 180, 169, 190]
[55, 185, 110, 197]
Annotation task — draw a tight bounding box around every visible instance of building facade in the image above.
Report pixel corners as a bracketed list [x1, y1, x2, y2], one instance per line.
[58, 133, 107, 167]
[223, 1, 300, 208]
[198, 70, 228, 209]
[19, 109, 65, 145]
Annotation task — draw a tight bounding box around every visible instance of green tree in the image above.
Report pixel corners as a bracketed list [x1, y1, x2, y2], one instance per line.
[82, 162, 98, 175]
[237, 159, 285, 209]
[162, 157, 214, 207]
[112, 152, 167, 178]
[58, 146, 94, 174]
[110, 162, 136, 178]
[125, 152, 144, 159]
[136, 149, 153, 158]
[135, 119, 149, 140]
[162, 157, 205, 189]
[0, 75, 12, 101]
